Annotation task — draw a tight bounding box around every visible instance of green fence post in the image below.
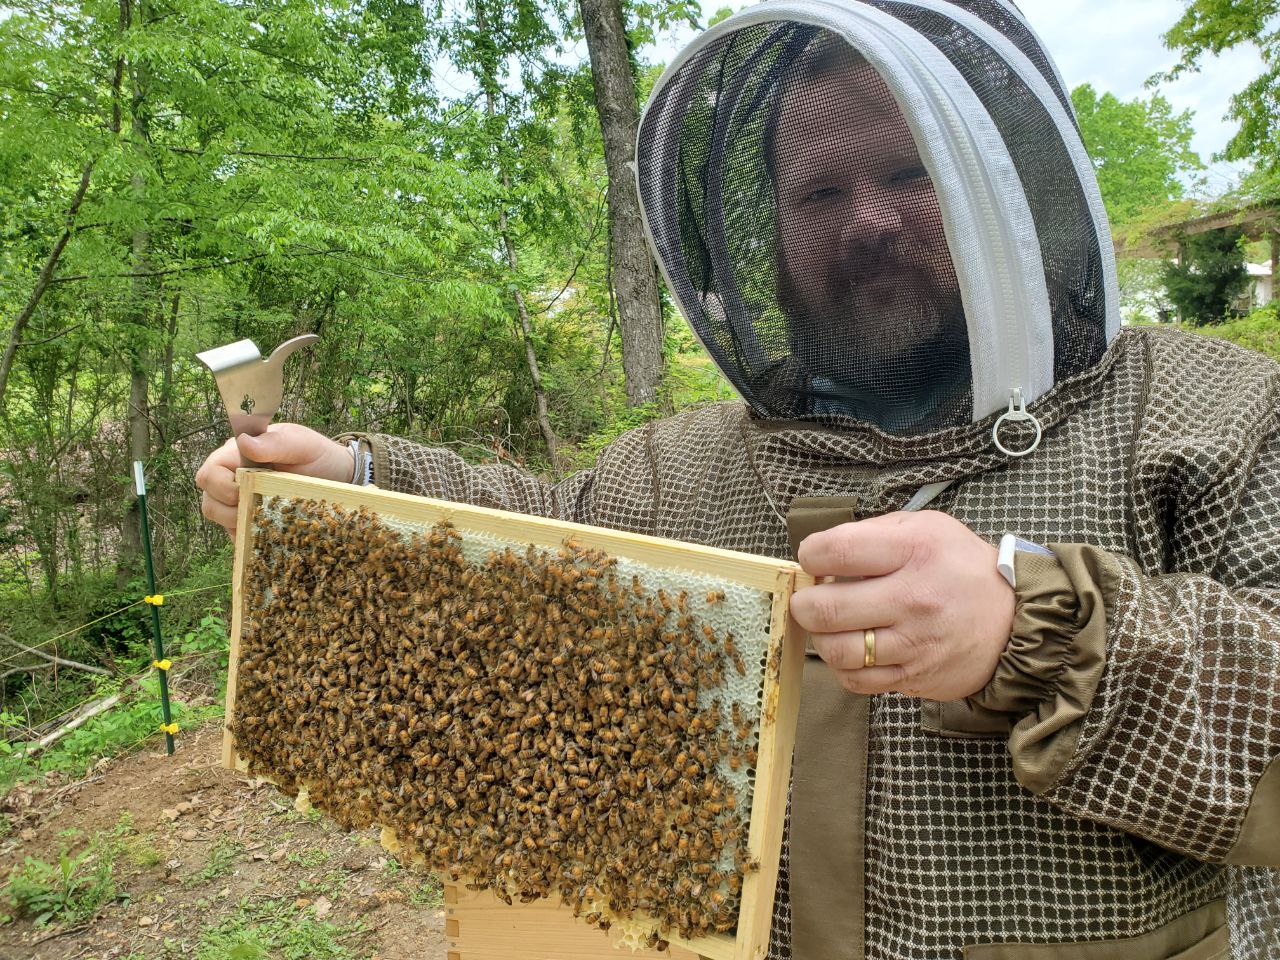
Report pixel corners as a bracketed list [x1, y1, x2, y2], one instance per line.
[135, 461, 176, 755]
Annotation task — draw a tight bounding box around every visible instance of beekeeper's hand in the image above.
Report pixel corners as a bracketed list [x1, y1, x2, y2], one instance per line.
[789, 510, 1016, 702]
[195, 424, 355, 536]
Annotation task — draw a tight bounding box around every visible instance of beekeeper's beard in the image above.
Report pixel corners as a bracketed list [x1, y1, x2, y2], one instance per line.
[778, 252, 971, 427]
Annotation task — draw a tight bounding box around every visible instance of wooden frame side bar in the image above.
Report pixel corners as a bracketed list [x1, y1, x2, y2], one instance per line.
[222, 468, 263, 770]
[732, 568, 806, 960]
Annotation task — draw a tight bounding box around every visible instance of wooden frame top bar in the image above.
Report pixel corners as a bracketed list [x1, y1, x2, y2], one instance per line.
[247, 470, 805, 592]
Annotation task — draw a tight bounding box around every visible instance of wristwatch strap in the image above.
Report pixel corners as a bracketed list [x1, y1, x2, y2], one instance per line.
[997, 534, 1053, 589]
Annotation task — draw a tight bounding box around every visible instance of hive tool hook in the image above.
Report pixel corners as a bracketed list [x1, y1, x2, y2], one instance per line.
[196, 334, 319, 467]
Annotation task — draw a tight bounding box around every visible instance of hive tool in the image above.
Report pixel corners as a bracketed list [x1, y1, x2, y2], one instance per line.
[196, 334, 319, 466]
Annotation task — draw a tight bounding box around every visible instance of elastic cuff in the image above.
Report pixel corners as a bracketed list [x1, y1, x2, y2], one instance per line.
[970, 551, 1080, 717]
[967, 544, 1116, 794]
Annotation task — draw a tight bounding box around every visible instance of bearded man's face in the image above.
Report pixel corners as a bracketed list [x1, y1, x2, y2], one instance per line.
[771, 59, 967, 385]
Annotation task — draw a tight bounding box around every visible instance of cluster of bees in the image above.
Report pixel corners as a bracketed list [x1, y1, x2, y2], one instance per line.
[233, 497, 765, 944]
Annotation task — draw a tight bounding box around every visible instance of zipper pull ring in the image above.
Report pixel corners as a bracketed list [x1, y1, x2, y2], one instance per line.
[992, 388, 1043, 458]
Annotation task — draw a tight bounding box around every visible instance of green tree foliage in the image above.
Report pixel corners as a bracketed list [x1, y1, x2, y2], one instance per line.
[1157, 0, 1280, 169]
[707, 6, 736, 28]
[1162, 227, 1251, 325]
[0, 0, 633, 599]
[0, 0, 731, 739]
[1071, 83, 1203, 225]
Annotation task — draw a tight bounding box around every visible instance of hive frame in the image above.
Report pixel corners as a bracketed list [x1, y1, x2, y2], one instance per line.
[225, 469, 811, 960]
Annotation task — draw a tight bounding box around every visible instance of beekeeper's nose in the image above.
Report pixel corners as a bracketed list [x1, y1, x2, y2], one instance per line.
[838, 182, 905, 258]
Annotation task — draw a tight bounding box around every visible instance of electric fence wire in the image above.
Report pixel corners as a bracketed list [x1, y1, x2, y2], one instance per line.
[0, 581, 231, 673]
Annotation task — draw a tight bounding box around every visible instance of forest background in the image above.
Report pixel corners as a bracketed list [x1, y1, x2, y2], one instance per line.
[0, 0, 1278, 793]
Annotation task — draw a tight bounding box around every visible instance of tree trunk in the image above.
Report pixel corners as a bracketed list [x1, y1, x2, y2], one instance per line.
[155, 290, 179, 447]
[1176, 239, 1187, 325]
[117, 0, 155, 587]
[578, 0, 665, 406]
[1271, 230, 1277, 305]
[0, 161, 96, 409]
[501, 214, 565, 476]
[472, 3, 564, 476]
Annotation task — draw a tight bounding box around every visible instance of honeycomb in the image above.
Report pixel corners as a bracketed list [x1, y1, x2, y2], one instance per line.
[231, 496, 780, 945]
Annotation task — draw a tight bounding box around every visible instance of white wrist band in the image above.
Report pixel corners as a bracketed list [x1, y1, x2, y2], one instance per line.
[346, 439, 373, 486]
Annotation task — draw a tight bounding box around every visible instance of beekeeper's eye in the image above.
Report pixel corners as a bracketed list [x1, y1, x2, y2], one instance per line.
[803, 185, 843, 205]
[890, 165, 929, 186]
[890, 165, 928, 185]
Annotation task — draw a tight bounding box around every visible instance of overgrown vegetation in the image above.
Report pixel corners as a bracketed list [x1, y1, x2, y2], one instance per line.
[0, 0, 715, 753]
[0, 606, 230, 792]
[1, 814, 157, 927]
[1190, 301, 1280, 358]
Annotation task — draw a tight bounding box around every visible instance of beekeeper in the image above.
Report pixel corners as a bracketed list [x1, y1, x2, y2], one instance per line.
[196, 2, 1280, 958]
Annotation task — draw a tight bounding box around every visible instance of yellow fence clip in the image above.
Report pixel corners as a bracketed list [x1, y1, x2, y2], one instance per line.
[144, 594, 165, 606]
[152, 659, 172, 671]
[160, 722, 180, 735]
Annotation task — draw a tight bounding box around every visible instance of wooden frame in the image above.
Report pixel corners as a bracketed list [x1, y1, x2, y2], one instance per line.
[225, 469, 810, 960]
[442, 882, 702, 960]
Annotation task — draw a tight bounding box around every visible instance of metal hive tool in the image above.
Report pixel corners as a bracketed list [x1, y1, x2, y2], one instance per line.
[196, 334, 319, 464]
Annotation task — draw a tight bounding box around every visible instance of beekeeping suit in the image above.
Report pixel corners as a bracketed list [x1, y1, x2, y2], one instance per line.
[339, 2, 1280, 957]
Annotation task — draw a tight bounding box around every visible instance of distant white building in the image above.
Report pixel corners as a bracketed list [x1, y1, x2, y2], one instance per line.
[1115, 202, 1278, 322]
[1245, 261, 1275, 310]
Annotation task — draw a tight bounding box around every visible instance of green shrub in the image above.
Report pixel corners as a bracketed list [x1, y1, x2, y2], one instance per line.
[1187, 301, 1280, 360]
[0, 816, 147, 926]
[1162, 227, 1251, 326]
[2, 848, 121, 926]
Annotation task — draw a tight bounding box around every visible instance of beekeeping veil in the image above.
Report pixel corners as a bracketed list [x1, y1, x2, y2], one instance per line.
[637, 0, 1121, 446]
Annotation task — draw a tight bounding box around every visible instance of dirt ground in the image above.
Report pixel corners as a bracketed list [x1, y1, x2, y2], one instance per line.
[0, 723, 448, 960]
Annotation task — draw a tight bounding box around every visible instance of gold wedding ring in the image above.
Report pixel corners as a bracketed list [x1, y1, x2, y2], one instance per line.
[864, 628, 876, 668]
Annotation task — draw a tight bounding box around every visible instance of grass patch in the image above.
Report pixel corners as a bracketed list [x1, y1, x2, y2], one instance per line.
[184, 837, 244, 887]
[282, 804, 325, 826]
[287, 847, 333, 868]
[0, 813, 153, 926]
[193, 897, 367, 960]
[407, 874, 443, 908]
[296, 869, 349, 899]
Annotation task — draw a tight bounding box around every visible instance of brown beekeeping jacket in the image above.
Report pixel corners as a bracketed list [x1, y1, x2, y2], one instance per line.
[340, 326, 1280, 960]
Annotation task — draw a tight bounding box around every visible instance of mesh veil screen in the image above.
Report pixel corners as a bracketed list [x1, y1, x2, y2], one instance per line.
[639, 9, 1117, 433]
[639, 24, 975, 436]
[866, 1, 1109, 382]
[943, 0, 1077, 125]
